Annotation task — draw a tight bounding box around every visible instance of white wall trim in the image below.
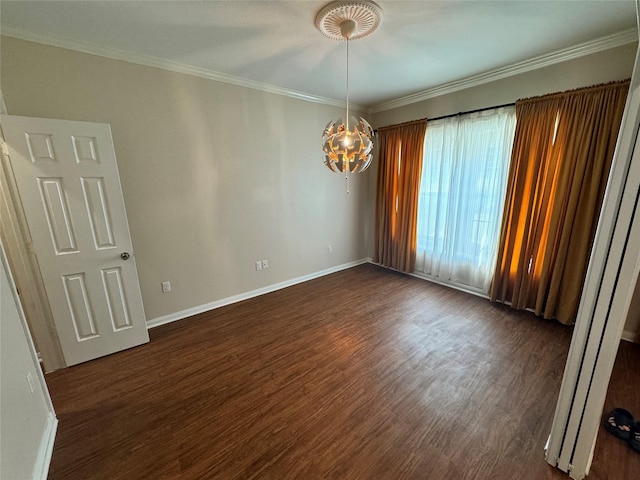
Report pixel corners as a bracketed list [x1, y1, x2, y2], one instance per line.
[368, 260, 491, 300]
[147, 258, 369, 329]
[409, 271, 489, 300]
[2, 24, 637, 115]
[31, 413, 57, 480]
[0, 88, 7, 115]
[621, 329, 638, 343]
[0, 23, 367, 112]
[372, 28, 638, 113]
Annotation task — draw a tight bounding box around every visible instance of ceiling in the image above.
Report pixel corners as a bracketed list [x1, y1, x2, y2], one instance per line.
[1, 1, 637, 109]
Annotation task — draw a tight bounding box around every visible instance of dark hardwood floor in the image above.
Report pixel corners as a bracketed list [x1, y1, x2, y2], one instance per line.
[589, 340, 640, 480]
[44, 264, 638, 479]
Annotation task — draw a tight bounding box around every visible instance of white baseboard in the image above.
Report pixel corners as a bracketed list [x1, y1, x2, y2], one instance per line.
[621, 329, 638, 343]
[147, 258, 370, 329]
[32, 412, 57, 480]
[367, 260, 490, 299]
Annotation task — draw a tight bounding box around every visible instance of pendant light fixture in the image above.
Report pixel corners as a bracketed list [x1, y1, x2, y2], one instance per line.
[316, 1, 382, 190]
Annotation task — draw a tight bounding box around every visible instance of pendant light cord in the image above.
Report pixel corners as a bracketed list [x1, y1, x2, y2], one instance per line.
[345, 37, 350, 194]
[346, 37, 350, 130]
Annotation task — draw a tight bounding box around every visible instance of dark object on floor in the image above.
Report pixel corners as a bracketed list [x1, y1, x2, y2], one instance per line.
[604, 408, 634, 441]
[630, 422, 640, 453]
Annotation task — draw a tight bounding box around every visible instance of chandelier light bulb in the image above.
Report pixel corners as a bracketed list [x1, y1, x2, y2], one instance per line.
[322, 117, 374, 173]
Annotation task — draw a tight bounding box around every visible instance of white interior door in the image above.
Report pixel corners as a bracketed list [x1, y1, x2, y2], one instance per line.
[1, 115, 149, 366]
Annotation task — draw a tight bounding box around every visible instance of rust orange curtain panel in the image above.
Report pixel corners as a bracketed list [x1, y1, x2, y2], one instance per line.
[490, 80, 630, 325]
[374, 120, 427, 273]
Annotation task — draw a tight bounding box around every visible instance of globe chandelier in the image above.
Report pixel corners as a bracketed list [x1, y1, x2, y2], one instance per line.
[315, 1, 382, 191]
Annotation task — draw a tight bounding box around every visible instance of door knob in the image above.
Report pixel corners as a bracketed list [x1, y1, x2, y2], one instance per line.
[121, 252, 131, 260]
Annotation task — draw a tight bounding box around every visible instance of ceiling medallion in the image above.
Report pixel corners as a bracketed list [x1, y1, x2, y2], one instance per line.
[316, 1, 383, 191]
[315, 0, 383, 41]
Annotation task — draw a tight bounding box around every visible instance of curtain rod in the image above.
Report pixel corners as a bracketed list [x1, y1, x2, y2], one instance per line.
[429, 102, 515, 122]
[376, 80, 629, 132]
[376, 102, 515, 132]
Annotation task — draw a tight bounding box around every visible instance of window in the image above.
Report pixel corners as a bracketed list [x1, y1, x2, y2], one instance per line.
[415, 107, 516, 292]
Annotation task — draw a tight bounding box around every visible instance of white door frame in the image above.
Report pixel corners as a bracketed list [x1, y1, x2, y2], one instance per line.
[2, 115, 149, 367]
[545, 4, 640, 478]
[0, 125, 66, 372]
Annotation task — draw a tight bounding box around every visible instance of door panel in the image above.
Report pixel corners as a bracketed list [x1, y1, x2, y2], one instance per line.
[39, 177, 79, 254]
[1, 115, 149, 366]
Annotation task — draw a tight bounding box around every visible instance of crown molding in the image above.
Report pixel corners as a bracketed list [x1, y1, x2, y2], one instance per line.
[371, 28, 639, 113]
[0, 23, 370, 112]
[2, 23, 636, 115]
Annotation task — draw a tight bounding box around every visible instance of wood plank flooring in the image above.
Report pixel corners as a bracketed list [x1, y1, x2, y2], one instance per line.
[588, 340, 640, 480]
[43, 263, 636, 479]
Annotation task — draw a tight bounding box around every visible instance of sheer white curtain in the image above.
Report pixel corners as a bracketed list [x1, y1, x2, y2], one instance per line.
[415, 107, 516, 292]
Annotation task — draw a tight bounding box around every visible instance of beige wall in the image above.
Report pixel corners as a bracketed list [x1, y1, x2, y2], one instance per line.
[3, 35, 638, 338]
[1, 36, 371, 322]
[1, 240, 55, 479]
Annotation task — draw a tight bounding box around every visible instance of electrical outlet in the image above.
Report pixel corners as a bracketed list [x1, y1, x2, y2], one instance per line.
[328, 245, 333, 253]
[255, 261, 262, 271]
[26, 372, 35, 394]
[161, 281, 171, 293]
[262, 259, 268, 269]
